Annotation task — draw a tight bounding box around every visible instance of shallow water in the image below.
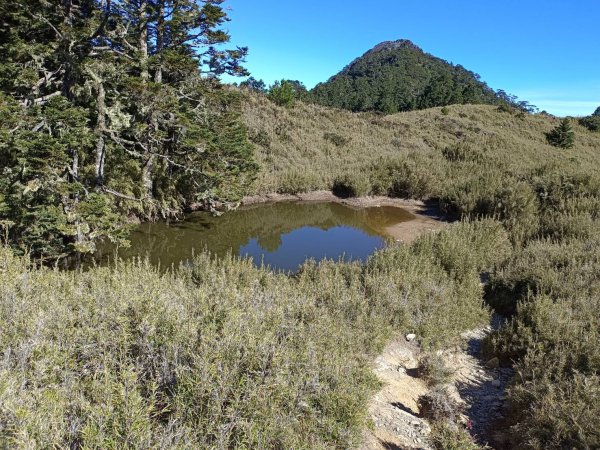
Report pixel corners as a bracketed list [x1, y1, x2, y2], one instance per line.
[97, 202, 416, 272]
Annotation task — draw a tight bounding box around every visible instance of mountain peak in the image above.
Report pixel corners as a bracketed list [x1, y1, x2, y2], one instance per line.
[311, 40, 501, 114]
[369, 39, 421, 54]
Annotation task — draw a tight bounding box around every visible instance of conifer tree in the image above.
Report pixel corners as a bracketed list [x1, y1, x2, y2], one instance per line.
[0, 0, 256, 259]
[546, 118, 575, 149]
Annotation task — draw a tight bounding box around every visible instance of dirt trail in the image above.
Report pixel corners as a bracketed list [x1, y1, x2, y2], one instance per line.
[444, 320, 513, 447]
[363, 317, 512, 449]
[363, 339, 432, 450]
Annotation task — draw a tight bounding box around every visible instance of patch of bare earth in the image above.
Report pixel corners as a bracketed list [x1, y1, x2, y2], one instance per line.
[363, 317, 513, 450]
[363, 339, 433, 450]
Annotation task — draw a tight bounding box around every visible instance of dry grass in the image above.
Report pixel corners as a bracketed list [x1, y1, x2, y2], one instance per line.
[0, 219, 508, 449]
[242, 93, 600, 196]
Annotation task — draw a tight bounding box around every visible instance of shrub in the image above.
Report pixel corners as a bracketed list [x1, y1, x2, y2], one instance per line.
[441, 106, 450, 115]
[442, 142, 485, 163]
[331, 173, 371, 198]
[276, 170, 319, 194]
[323, 132, 351, 147]
[370, 157, 440, 199]
[249, 128, 271, 147]
[430, 422, 483, 450]
[418, 386, 463, 422]
[579, 115, 600, 132]
[418, 352, 454, 386]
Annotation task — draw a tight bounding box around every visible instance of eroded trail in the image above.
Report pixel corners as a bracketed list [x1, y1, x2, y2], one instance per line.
[364, 317, 512, 449]
[363, 339, 432, 450]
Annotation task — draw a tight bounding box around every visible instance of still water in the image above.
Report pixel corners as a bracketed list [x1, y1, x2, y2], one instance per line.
[97, 202, 416, 272]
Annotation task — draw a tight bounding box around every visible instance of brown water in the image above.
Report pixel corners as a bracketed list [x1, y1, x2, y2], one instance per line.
[96, 202, 416, 272]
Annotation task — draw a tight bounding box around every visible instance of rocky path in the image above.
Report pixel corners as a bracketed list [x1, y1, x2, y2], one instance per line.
[364, 316, 513, 449]
[444, 323, 513, 446]
[363, 339, 432, 450]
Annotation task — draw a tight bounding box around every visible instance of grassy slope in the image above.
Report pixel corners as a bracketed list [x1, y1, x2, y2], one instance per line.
[243, 94, 600, 449]
[2, 95, 600, 449]
[242, 92, 600, 196]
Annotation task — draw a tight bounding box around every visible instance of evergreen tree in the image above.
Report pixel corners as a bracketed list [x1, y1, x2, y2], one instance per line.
[0, 0, 256, 259]
[240, 77, 267, 93]
[267, 80, 296, 107]
[546, 118, 575, 149]
[593, 106, 600, 116]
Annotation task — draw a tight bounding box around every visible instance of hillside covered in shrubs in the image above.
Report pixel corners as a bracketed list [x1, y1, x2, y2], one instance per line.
[241, 93, 600, 448]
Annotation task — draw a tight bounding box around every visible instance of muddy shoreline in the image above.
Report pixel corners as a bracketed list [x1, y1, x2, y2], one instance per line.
[240, 191, 449, 244]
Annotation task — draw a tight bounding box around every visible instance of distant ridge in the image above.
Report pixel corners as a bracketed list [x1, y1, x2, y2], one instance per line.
[310, 39, 504, 114]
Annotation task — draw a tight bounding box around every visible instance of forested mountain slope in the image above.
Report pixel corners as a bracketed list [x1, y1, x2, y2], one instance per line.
[310, 39, 511, 113]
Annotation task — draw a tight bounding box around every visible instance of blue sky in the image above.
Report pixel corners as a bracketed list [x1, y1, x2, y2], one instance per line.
[220, 0, 599, 116]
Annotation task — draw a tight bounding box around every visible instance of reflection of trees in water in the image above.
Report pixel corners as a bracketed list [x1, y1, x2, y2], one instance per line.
[97, 202, 415, 267]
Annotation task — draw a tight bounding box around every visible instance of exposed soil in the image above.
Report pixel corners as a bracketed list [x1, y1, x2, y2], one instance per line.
[241, 191, 448, 244]
[363, 338, 432, 450]
[363, 316, 513, 450]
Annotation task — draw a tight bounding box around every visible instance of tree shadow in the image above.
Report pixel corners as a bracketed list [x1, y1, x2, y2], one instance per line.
[391, 401, 417, 415]
[378, 438, 427, 450]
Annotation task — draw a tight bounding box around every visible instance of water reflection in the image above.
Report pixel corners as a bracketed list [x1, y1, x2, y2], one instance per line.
[96, 202, 416, 271]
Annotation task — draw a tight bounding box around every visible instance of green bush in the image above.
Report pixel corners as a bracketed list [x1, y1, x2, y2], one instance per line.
[418, 353, 454, 386]
[331, 173, 371, 198]
[579, 115, 600, 132]
[323, 132, 351, 147]
[442, 142, 485, 163]
[430, 422, 483, 450]
[276, 170, 319, 194]
[370, 157, 440, 199]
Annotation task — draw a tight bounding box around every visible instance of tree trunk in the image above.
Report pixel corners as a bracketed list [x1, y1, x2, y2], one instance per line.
[94, 81, 106, 187]
[138, 0, 154, 199]
[154, 0, 164, 84]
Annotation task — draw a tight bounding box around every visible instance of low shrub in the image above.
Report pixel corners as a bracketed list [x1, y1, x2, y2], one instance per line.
[331, 173, 371, 198]
[371, 156, 440, 200]
[323, 132, 351, 147]
[579, 115, 600, 132]
[441, 143, 485, 163]
[418, 353, 454, 386]
[418, 387, 463, 423]
[430, 422, 484, 450]
[276, 170, 319, 194]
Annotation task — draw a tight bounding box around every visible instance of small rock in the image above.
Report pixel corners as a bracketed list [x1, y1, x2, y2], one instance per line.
[405, 333, 417, 342]
[491, 379, 502, 387]
[485, 357, 500, 369]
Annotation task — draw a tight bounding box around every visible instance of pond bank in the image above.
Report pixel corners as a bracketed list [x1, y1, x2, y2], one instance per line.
[241, 191, 449, 243]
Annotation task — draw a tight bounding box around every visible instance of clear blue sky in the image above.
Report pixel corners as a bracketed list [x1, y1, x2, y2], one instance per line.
[220, 0, 599, 116]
